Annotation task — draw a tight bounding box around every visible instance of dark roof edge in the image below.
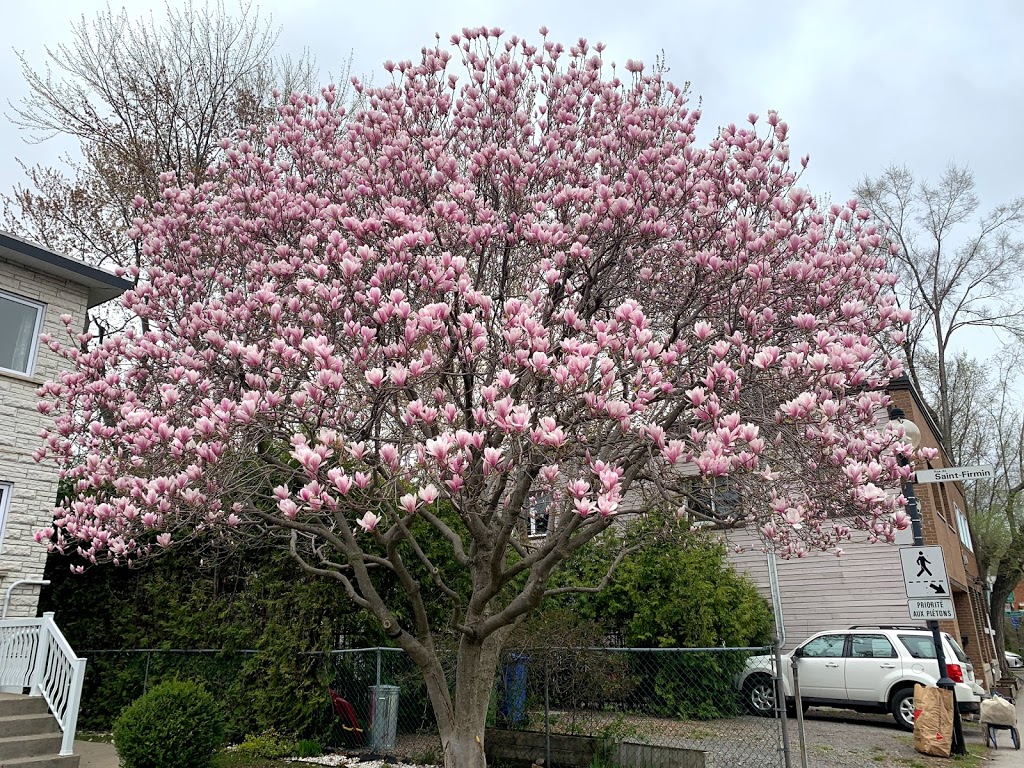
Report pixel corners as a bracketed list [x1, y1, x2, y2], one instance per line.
[0, 230, 133, 308]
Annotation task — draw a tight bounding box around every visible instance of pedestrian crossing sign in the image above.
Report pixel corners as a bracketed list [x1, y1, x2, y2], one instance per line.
[899, 545, 951, 600]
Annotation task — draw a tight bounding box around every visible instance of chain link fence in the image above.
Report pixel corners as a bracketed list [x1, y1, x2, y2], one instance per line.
[78, 645, 785, 768]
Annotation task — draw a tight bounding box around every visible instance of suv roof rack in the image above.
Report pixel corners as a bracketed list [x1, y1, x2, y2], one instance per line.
[848, 625, 927, 630]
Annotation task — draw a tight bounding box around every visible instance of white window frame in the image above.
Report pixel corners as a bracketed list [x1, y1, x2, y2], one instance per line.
[528, 495, 552, 539]
[954, 502, 974, 552]
[0, 483, 11, 555]
[0, 290, 46, 377]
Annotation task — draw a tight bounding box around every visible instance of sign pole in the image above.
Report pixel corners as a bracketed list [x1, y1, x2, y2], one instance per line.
[900, 454, 966, 755]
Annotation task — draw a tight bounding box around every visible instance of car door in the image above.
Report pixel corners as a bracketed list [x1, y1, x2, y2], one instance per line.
[845, 634, 901, 702]
[795, 633, 848, 700]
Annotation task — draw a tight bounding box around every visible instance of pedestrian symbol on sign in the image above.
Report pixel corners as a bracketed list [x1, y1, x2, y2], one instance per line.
[916, 551, 933, 577]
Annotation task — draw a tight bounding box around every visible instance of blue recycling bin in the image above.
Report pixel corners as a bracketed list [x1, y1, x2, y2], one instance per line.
[499, 653, 528, 725]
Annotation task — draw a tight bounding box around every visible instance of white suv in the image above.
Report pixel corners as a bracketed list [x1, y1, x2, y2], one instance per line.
[738, 626, 982, 730]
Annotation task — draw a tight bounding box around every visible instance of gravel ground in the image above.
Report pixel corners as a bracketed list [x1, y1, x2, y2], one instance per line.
[527, 707, 985, 768]
[371, 709, 985, 768]
[790, 707, 987, 768]
[300, 703, 996, 768]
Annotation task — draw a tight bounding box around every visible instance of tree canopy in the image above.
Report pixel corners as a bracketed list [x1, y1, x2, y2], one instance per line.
[36, 29, 917, 767]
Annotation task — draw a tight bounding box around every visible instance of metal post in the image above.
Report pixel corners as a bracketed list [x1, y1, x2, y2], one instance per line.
[768, 550, 794, 768]
[376, 647, 382, 689]
[772, 643, 794, 768]
[2, 579, 50, 620]
[895, 415, 966, 756]
[791, 657, 808, 768]
[544, 654, 551, 768]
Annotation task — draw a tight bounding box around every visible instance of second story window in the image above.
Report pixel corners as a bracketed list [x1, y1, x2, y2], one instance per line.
[0, 290, 45, 376]
[528, 494, 552, 538]
[954, 503, 974, 552]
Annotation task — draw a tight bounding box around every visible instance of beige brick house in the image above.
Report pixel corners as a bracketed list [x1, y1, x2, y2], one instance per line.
[0, 231, 130, 618]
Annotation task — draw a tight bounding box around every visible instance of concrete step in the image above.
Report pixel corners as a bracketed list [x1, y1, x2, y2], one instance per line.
[0, 733, 63, 762]
[0, 697, 48, 718]
[0, 755, 81, 768]
[0, 714, 60, 737]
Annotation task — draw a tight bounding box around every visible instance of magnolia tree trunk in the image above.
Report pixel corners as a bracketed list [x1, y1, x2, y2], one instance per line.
[418, 633, 508, 768]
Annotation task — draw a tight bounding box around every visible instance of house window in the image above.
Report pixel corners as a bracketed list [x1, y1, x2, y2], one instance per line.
[936, 482, 950, 522]
[954, 503, 974, 552]
[0, 291, 45, 376]
[528, 494, 552, 538]
[0, 483, 11, 554]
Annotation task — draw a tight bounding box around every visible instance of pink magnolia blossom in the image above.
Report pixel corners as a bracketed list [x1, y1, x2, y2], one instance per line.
[356, 512, 381, 532]
[32, 29, 918, 768]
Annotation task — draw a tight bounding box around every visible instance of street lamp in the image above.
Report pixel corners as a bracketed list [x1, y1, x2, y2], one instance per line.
[887, 407, 966, 756]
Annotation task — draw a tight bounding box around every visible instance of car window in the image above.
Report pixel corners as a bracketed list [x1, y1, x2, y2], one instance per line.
[850, 634, 897, 659]
[943, 634, 969, 664]
[800, 634, 846, 658]
[899, 634, 936, 659]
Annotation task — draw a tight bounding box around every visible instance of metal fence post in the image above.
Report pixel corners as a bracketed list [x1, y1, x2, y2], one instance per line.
[376, 647, 382, 689]
[544, 651, 551, 768]
[773, 642, 793, 768]
[768, 550, 793, 768]
[792, 657, 808, 768]
[143, 650, 151, 693]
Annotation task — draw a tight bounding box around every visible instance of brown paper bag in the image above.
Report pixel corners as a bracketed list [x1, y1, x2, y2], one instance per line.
[913, 683, 954, 757]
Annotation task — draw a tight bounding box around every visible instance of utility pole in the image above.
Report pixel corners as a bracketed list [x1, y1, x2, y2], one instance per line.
[890, 407, 966, 756]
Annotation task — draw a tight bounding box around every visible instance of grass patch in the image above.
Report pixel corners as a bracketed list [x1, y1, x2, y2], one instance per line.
[77, 731, 114, 744]
[953, 745, 985, 768]
[686, 727, 715, 740]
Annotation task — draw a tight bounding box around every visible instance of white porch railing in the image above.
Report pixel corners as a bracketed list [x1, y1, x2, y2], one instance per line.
[0, 611, 86, 756]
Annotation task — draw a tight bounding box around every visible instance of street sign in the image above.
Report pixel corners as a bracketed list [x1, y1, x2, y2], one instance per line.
[900, 545, 951, 599]
[914, 465, 994, 484]
[908, 598, 956, 621]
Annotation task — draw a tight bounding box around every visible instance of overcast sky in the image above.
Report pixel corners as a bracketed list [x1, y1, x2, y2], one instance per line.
[3, 0, 1023, 210]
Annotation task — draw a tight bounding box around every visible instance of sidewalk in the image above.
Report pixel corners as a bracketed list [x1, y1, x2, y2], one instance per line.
[985, 686, 1024, 768]
[74, 739, 119, 768]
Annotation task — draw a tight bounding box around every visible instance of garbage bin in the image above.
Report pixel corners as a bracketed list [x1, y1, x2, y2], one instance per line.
[499, 653, 528, 725]
[368, 684, 400, 751]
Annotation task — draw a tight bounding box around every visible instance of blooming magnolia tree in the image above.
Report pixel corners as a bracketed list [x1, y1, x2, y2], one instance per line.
[37, 29, 921, 767]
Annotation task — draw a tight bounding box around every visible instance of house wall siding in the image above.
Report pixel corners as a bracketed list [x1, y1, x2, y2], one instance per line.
[728, 530, 913, 649]
[0, 256, 89, 617]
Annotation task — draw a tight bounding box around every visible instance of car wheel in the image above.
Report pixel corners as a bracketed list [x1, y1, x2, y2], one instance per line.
[744, 674, 777, 717]
[891, 687, 915, 731]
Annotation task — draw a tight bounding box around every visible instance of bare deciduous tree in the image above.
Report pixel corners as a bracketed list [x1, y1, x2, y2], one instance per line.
[3, 0, 322, 334]
[856, 164, 1024, 448]
[958, 353, 1024, 677]
[856, 163, 1024, 678]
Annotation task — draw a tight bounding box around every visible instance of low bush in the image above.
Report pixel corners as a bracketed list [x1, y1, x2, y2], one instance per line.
[232, 729, 297, 760]
[112, 679, 224, 768]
